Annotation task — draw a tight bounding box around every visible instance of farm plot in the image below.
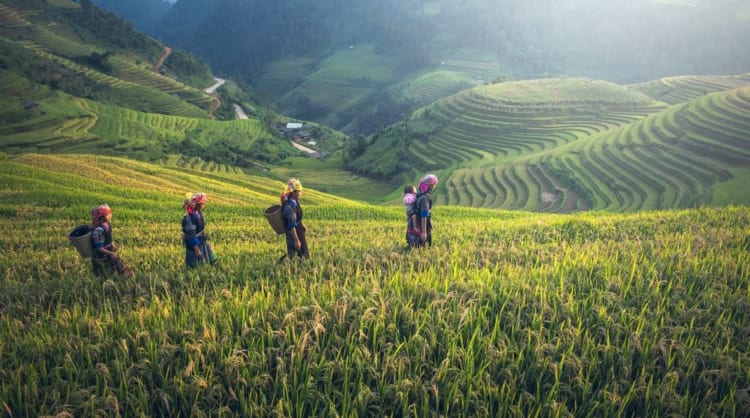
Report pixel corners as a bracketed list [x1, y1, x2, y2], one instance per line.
[629, 73, 750, 105]
[1, 153, 747, 417]
[279, 44, 401, 116]
[527, 86, 750, 212]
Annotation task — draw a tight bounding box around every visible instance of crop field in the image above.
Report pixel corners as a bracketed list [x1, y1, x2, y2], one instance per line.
[1, 153, 748, 416]
[0, 79, 273, 164]
[0, 4, 212, 118]
[629, 73, 750, 105]
[390, 79, 750, 212]
[389, 49, 505, 108]
[109, 54, 214, 110]
[256, 56, 319, 98]
[279, 44, 402, 118]
[433, 86, 750, 211]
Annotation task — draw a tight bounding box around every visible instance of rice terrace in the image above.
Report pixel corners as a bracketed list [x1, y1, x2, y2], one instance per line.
[1, 0, 749, 417]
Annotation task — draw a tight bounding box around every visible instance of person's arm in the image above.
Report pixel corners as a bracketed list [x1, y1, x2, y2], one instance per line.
[418, 196, 429, 240]
[93, 228, 118, 257]
[283, 204, 302, 249]
[183, 215, 202, 257]
[290, 227, 301, 249]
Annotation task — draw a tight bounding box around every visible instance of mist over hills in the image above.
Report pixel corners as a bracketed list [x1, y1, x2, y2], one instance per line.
[99, 0, 750, 135]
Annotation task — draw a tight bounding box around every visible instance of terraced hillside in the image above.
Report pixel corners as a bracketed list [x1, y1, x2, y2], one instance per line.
[277, 44, 402, 127]
[450, 86, 750, 212]
[629, 73, 750, 105]
[0, 153, 354, 211]
[353, 79, 665, 181]
[0, 72, 284, 165]
[0, 2, 214, 118]
[387, 51, 506, 109]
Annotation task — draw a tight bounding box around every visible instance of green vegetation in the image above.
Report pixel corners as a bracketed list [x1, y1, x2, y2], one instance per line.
[0, 0, 216, 113]
[1, 154, 748, 416]
[352, 78, 750, 212]
[277, 44, 402, 128]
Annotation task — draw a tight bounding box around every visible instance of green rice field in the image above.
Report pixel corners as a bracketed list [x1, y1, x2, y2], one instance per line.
[0, 153, 748, 416]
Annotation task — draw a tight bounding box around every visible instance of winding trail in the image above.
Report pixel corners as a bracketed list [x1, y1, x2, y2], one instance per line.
[203, 77, 226, 119]
[204, 77, 226, 94]
[153, 46, 171, 73]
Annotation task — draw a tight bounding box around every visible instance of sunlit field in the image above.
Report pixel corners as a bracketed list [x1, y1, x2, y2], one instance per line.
[1, 154, 748, 416]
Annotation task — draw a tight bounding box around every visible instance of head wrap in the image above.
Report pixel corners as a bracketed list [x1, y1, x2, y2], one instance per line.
[184, 192, 207, 214]
[281, 179, 303, 204]
[287, 178, 303, 192]
[419, 174, 438, 193]
[91, 204, 112, 227]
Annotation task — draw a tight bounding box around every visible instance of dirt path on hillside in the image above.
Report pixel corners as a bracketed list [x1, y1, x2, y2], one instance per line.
[154, 46, 171, 73]
[234, 104, 249, 119]
[291, 141, 318, 156]
[207, 96, 221, 120]
[203, 77, 226, 94]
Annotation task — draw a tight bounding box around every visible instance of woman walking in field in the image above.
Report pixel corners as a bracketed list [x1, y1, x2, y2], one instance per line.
[280, 179, 309, 261]
[182, 192, 217, 268]
[90, 204, 133, 277]
[414, 174, 438, 247]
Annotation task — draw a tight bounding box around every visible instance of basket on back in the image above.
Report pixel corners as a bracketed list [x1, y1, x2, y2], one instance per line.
[69, 225, 94, 258]
[264, 205, 286, 235]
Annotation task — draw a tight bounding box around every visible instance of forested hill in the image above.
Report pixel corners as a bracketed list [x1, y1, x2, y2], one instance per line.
[87, 0, 172, 34]
[153, 0, 750, 84]
[110, 0, 750, 136]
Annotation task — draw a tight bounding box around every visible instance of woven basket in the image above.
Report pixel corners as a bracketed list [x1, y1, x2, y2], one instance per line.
[264, 205, 286, 235]
[69, 225, 94, 258]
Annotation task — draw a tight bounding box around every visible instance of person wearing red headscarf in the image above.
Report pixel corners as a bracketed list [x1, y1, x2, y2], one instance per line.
[90, 204, 133, 277]
[181, 192, 217, 268]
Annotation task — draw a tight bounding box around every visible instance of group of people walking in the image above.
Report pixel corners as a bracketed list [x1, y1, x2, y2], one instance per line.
[84, 174, 437, 277]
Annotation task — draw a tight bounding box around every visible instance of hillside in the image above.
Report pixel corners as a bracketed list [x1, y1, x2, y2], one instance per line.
[1, 153, 748, 416]
[0, 0, 365, 187]
[147, 0, 750, 136]
[352, 77, 750, 211]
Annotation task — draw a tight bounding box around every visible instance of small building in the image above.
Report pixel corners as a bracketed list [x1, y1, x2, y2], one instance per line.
[286, 122, 303, 130]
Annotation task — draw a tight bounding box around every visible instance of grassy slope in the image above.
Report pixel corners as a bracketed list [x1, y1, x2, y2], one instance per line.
[354, 77, 750, 211]
[0, 153, 748, 416]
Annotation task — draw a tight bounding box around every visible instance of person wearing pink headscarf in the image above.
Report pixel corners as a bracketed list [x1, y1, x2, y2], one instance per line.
[90, 204, 133, 277]
[182, 192, 217, 268]
[411, 174, 438, 247]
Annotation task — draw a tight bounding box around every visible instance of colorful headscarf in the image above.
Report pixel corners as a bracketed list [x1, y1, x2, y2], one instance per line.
[419, 174, 438, 193]
[281, 179, 303, 204]
[91, 204, 112, 227]
[184, 192, 207, 214]
[287, 178, 303, 192]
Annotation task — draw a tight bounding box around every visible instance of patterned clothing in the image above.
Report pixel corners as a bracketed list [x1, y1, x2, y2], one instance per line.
[282, 197, 309, 259]
[411, 191, 433, 247]
[182, 211, 216, 267]
[91, 224, 131, 277]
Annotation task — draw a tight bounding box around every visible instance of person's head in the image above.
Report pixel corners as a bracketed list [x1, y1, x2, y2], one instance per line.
[91, 204, 112, 227]
[418, 174, 438, 193]
[287, 178, 303, 198]
[404, 185, 417, 195]
[184, 192, 208, 213]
